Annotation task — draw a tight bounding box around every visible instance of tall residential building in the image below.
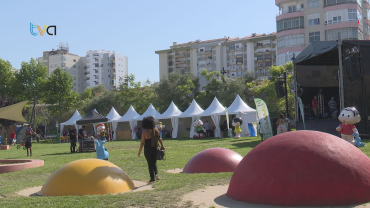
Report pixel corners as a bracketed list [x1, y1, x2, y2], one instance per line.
[275, 0, 369, 66]
[155, 33, 277, 86]
[84, 50, 128, 91]
[38, 44, 128, 92]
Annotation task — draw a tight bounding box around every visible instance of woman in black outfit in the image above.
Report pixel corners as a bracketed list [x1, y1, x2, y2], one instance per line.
[138, 116, 165, 183]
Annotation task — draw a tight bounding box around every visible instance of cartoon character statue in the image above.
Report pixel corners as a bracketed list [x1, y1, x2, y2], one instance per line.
[232, 117, 243, 138]
[95, 140, 109, 160]
[193, 119, 206, 138]
[95, 123, 109, 160]
[353, 132, 366, 147]
[155, 122, 165, 130]
[95, 123, 106, 141]
[336, 107, 361, 144]
[156, 122, 166, 139]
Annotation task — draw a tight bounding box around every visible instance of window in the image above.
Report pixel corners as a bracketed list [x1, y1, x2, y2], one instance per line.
[348, 9, 357, 22]
[54, 64, 57, 67]
[288, 6, 296, 13]
[276, 16, 304, 32]
[325, 27, 362, 40]
[309, 32, 320, 43]
[61, 56, 66, 61]
[73, 59, 76, 62]
[50, 65, 53, 68]
[277, 34, 305, 49]
[73, 65, 76, 68]
[73, 77, 76, 80]
[309, 18, 320, 25]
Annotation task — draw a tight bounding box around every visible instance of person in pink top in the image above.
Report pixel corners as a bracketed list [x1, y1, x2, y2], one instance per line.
[336, 107, 361, 144]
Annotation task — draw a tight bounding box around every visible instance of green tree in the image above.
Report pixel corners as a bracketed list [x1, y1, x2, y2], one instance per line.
[0, 58, 14, 97]
[82, 91, 119, 116]
[117, 74, 156, 114]
[154, 73, 200, 112]
[245, 61, 295, 118]
[44, 67, 77, 121]
[12, 58, 48, 101]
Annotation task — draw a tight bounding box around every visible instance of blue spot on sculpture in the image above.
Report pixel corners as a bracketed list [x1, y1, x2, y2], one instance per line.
[353, 132, 366, 147]
[95, 140, 109, 160]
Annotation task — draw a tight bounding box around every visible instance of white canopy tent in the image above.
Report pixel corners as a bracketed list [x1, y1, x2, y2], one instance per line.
[224, 94, 257, 137]
[60, 110, 83, 132]
[136, 103, 161, 121]
[197, 97, 225, 138]
[113, 105, 141, 140]
[105, 107, 121, 140]
[176, 99, 204, 138]
[156, 101, 182, 138]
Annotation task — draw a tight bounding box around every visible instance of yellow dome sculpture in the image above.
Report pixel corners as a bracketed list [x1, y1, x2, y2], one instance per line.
[38, 159, 135, 196]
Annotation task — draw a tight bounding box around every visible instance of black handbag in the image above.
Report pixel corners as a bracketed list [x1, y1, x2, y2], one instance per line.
[157, 148, 165, 160]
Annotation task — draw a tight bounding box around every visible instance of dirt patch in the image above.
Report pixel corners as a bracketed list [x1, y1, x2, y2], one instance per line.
[180, 184, 369, 208]
[16, 180, 153, 197]
[166, 168, 183, 173]
[16, 186, 42, 197]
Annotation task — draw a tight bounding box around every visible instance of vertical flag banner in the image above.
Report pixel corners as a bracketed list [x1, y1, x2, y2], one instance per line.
[297, 97, 306, 130]
[254, 98, 273, 139]
[225, 107, 231, 138]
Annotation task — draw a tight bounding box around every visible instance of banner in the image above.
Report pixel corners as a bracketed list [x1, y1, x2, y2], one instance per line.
[254, 98, 273, 139]
[297, 97, 306, 130]
[225, 107, 231, 138]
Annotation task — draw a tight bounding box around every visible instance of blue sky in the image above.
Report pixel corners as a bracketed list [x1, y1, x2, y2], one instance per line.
[0, 0, 277, 84]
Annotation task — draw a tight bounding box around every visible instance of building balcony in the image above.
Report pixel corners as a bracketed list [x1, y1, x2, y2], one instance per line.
[236, 62, 243, 65]
[276, 9, 304, 21]
[86, 54, 90, 57]
[84, 71, 90, 75]
[112, 58, 115, 63]
[86, 60, 90, 63]
[229, 56, 235, 59]
[112, 76, 116, 80]
[85, 83, 90, 87]
[113, 65, 115, 69]
[258, 59, 263, 63]
[265, 51, 271, 55]
[236, 47, 242, 51]
[175, 53, 186, 57]
[84, 78, 90, 81]
[228, 62, 236, 66]
[229, 49, 235, 52]
[265, 58, 271, 62]
[275, 0, 293, 6]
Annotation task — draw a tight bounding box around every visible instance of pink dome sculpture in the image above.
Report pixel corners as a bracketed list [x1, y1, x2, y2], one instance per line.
[183, 148, 243, 173]
[227, 130, 370, 206]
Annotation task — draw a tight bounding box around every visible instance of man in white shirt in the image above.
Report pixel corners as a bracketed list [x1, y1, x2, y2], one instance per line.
[204, 121, 210, 137]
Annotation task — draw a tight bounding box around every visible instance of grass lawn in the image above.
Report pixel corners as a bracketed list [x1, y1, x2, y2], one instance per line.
[1, 136, 370, 207]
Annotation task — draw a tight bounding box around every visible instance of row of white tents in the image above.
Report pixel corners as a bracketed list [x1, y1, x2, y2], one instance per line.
[60, 94, 257, 139]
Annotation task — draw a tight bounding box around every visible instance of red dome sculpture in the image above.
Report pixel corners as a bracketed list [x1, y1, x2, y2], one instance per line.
[183, 148, 243, 173]
[227, 130, 370, 206]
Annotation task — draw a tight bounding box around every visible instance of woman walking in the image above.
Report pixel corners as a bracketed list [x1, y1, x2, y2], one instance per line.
[138, 116, 165, 183]
[276, 114, 287, 135]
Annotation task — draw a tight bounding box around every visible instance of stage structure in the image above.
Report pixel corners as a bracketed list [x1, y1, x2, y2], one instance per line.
[293, 39, 370, 135]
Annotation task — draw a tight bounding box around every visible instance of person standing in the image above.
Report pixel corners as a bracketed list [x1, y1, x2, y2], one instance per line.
[276, 114, 287, 135]
[312, 96, 318, 120]
[69, 126, 77, 153]
[24, 125, 35, 156]
[10, 130, 16, 146]
[284, 114, 291, 132]
[328, 97, 337, 118]
[138, 116, 165, 183]
[204, 121, 210, 137]
[78, 126, 85, 152]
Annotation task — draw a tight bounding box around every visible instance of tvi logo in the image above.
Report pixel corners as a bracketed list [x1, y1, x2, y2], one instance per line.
[30, 22, 56, 36]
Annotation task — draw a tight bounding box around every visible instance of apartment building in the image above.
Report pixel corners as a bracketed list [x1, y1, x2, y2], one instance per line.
[276, 0, 370, 66]
[84, 50, 127, 91]
[38, 44, 128, 92]
[155, 33, 277, 86]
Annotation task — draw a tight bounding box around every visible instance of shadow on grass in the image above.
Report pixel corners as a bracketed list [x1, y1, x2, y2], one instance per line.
[40, 152, 94, 156]
[230, 140, 261, 149]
